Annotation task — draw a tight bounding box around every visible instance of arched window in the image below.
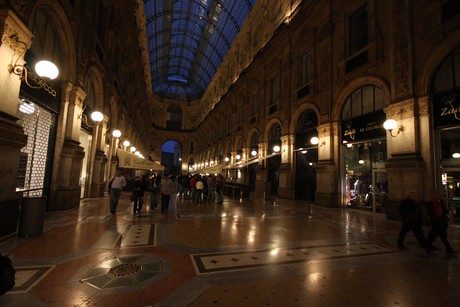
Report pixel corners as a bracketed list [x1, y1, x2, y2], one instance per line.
[296, 109, 318, 148]
[433, 50, 460, 164]
[268, 123, 282, 154]
[250, 132, 259, 156]
[434, 49, 460, 94]
[166, 104, 182, 131]
[342, 85, 384, 120]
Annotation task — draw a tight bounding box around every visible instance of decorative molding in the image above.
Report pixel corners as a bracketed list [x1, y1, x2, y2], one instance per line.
[0, 123, 27, 148]
[391, 0, 412, 99]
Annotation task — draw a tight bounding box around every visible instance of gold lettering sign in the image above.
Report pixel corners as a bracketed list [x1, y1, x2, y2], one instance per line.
[344, 122, 356, 140]
[440, 93, 460, 121]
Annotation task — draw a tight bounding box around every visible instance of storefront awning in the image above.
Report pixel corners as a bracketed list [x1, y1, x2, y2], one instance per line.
[225, 153, 280, 169]
[196, 163, 225, 174]
[116, 149, 165, 171]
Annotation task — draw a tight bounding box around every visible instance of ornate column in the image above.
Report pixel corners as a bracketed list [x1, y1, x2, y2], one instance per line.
[0, 10, 30, 240]
[384, 100, 425, 219]
[315, 122, 340, 207]
[48, 85, 86, 210]
[229, 150, 238, 182]
[254, 142, 270, 199]
[241, 147, 249, 185]
[384, 0, 422, 220]
[278, 134, 295, 198]
[90, 114, 108, 197]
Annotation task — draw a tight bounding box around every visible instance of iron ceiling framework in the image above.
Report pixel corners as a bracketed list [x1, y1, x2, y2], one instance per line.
[144, 0, 256, 101]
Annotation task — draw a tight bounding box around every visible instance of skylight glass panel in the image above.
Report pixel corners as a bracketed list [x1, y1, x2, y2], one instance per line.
[145, 0, 256, 101]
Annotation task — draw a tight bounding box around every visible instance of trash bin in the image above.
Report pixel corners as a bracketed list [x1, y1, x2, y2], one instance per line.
[18, 196, 47, 237]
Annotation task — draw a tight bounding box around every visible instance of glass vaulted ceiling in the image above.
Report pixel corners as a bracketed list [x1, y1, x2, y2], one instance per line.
[144, 0, 256, 101]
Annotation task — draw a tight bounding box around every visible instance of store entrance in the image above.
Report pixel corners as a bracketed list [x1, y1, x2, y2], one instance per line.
[344, 139, 387, 213]
[441, 171, 460, 224]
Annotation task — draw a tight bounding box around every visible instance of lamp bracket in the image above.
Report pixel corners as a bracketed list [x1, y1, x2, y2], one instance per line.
[389, 125, 404, 137]
[7, 35, 57, 97]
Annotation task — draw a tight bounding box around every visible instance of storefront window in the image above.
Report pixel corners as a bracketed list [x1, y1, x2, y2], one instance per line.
[433, 50, 460, 223]
[344, 140, 388, 213]
[341, 85, 387, 213]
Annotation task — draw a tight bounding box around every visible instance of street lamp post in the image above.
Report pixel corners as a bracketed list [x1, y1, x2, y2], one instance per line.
[87, 111, 104, 197]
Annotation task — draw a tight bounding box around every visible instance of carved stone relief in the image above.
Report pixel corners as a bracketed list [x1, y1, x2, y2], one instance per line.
[391, 0, 412, 99]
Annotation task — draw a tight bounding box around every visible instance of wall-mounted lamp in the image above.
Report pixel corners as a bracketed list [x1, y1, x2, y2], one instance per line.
[273, 145, 281, 153]
[90, 111, 103, 123]
[383, 119, 404, 137]
[310, 136, 325, 147]
[81, 110, 103, 128]
[112, 130, 121, 138]
[8, 35, 59, 97]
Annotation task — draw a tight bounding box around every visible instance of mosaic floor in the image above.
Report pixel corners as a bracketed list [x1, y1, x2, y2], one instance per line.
[1, 193, 460, 306]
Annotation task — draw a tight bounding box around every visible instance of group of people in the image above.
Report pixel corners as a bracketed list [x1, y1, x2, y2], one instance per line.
[107, 171, 226, 215]
[107, 171, 177, 215]
[397, 191, 457, 255]
[186, 174, 225, 204]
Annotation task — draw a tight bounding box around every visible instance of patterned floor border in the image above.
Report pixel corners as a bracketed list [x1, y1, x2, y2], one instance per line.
[191, 242, 399, 275]
[116, 224, 157, 248]
[10, 265, 55, 293]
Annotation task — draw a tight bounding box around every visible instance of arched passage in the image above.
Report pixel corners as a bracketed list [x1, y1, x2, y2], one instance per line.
[161, 140, 182, 175]
[294, 109, 318, 201]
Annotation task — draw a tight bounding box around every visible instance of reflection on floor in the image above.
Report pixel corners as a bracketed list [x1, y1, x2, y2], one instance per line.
[1, 192, 459, 306]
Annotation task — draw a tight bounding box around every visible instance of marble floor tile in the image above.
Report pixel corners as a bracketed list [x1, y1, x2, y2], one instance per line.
[0, 192, 459, 307]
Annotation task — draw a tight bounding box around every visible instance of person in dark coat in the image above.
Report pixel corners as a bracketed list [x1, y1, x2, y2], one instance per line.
[133, 176, 147, 214]
[397, 191, 437, 251]
[426, 191, 457, 255]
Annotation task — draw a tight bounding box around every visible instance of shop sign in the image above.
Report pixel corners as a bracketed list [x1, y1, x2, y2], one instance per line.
[433, 90, 460, 128]
[341, 111, 386, 143]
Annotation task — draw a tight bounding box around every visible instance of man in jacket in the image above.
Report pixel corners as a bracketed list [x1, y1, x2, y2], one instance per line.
[108, 169, 126, 214]
[160, 174, 174, 213]
[397, 191, 437, 251]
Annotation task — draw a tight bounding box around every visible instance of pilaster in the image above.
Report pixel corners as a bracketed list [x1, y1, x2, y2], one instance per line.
[315, 123, 339, 207]
[0, 10, 31, 240]
[384, 99, 426, 220]
[278, 134, 295, 198]
[48, 84, 86, 210]
[254, 142, 270, 199]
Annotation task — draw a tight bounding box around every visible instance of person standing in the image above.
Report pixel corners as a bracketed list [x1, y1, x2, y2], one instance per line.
[195, 177, 204, 204]
[108, 169, 126, 214]
[133, 176, 147, 215]
[216, 174, 225, 204]
[426, 191, 457, 255]
[397, 191, 437, 251]
[149, 176, 159, 210]
[207, 175, 216, 204]
[189, 175, 197, 202]
[160, 174, 174, 213]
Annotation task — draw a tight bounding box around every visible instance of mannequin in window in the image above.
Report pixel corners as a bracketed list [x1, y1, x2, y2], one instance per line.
[354, 179, 366, 205]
